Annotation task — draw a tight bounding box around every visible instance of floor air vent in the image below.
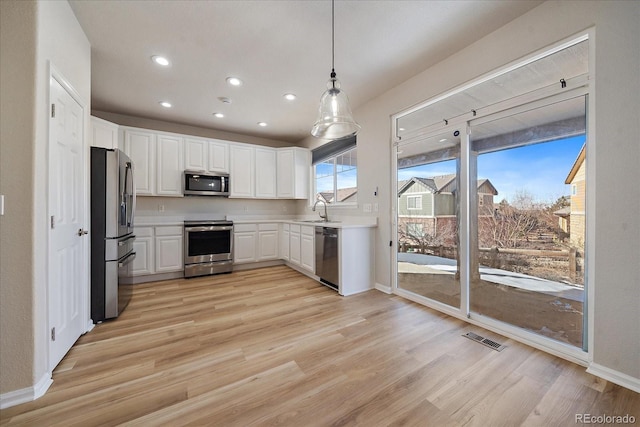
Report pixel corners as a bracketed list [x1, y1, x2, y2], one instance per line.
[463, 332, 506, 352]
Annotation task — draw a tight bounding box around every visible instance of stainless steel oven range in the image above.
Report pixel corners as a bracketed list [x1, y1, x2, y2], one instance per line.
[183, 220, 233, 278]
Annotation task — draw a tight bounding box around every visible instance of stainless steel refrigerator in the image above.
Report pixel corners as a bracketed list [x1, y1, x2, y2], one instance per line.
[90, 147, 136, 323]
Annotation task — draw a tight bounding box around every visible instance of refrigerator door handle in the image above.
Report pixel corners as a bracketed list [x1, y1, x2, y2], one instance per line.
[118, 234, 136, 246]
[130, 162, 136, 229]
[118, 251, 136, 268]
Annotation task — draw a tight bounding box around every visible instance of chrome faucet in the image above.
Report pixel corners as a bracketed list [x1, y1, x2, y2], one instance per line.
[312, 199, 328, 222]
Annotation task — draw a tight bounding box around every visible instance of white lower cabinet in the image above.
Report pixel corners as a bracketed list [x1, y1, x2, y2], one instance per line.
[300, 226, 315, 273]
[289, 224, 301, 266]
[233, 223, 258, 264]
[234, 223, 279, 264]
[257, 223, 279, 261]
[132, 227, 154, 276]
[132, 225, 183, 276]
[286, 224, 313, 273]
[154, 226, 183, 272]
[336, 227, 374, 296]
[280, 223, 290, 261]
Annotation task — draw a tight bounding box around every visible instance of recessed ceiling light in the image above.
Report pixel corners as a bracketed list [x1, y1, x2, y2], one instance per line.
[439, 138, 448, 142]
[399, 127, 405, 131]
[152, 55, 170, 66]
[213, 112, 224, 118]
[283, 93, 296, 101]
[159, 101, 172, 108]
[226, 77, 243, 86]
[218, 97, 232, 104]
[257, 122, 267, 127]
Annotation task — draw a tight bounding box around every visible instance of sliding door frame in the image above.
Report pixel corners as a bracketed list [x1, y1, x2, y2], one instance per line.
[391, 32, 594, 366]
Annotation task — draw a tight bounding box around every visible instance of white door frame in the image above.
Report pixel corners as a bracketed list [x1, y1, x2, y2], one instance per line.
[47, 62, 92, 374]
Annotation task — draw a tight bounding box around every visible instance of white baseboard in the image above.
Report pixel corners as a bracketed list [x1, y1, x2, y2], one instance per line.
[587, 363, 640, 393]
[233, 260, 284, 272]
[375, 282, 392, 294]
[132, 271, 184, 284]
[0, 372, 52, 410]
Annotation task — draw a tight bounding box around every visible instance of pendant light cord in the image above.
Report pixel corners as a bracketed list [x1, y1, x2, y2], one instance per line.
[332, 0, 335, 72]
[331, 0, 336, 83]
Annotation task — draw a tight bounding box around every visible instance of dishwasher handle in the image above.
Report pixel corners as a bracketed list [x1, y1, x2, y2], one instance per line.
[323, 228, 338, 238]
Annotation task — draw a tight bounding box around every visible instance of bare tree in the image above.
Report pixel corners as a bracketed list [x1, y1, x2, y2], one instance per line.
[479, 191, 540, 248]
[398, 218, 457, 255]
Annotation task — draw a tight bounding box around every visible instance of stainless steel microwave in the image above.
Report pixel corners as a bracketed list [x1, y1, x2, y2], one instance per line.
[183, 171, 230, 196]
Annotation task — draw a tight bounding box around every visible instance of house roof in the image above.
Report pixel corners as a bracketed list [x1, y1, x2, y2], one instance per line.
[554, 206, 571, 217]
[565, 143, 586, 184]
[317, 187, 357, 203]
[398, 175, 498, 196]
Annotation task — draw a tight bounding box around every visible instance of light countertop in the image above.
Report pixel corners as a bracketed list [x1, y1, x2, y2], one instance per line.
[135, 215, 377, 229]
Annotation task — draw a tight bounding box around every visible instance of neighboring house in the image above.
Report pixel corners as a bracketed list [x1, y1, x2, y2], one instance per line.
[398, 174, 498, 245]
[564, 144, 586, 248]
[554, 205, 571, 234]
[317, 187, 357, 203]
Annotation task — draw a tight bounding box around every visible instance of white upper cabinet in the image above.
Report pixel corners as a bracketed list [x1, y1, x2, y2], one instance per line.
[124, 128, 156, 195]
[184, 137, 229, 173]
[184, 137, 208, 172]
[277, 147, 310, 199]
[156, 133, 184, 196]
[208, 140, 229, 173]
[123, 125, 307, 199]
[229, 144, 255, 198]
[255, 147, 277, 199]
[90, 116, 119, 149]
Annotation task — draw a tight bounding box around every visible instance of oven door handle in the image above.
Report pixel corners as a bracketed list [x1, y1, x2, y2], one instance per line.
[185, 226, 233, 232]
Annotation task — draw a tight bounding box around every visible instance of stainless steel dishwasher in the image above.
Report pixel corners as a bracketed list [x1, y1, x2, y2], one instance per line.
[315, 226, 339, 290]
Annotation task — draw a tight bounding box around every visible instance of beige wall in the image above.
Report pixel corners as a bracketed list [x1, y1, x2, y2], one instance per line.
[0, 0, 38, 396]
[93, 110, 293, 149]
[301, 1, 639, 382]
[0, 0, 91, 397]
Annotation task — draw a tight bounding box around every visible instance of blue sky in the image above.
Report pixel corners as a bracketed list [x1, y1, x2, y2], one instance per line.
[398, 135, 585, 203]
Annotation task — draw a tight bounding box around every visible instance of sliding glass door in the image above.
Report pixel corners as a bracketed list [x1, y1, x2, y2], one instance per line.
[393, 36, 590, 353]
[469, 95, 587, 349]
[396, 131, 461, 309]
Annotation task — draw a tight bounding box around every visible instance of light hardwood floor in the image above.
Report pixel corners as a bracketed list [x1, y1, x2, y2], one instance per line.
[1, 266, 638, 426]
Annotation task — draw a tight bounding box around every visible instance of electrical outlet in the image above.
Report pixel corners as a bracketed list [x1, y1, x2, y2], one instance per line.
[244, 206, 249, 212]
[158, 204, 165, 212]
[373, 203, 379, 212]
[363, 203, 372, 213]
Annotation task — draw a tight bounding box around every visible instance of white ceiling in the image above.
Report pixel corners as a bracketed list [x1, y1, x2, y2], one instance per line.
[69, 0, 543, 144]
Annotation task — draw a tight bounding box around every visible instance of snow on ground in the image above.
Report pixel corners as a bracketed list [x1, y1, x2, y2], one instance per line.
[397, 252, 584, 302]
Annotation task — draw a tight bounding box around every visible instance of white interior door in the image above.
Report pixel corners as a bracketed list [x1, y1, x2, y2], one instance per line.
[48, 76, 87, 371]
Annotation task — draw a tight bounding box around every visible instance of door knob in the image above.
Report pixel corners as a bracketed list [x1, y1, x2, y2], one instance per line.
[77, 228, 89, 236]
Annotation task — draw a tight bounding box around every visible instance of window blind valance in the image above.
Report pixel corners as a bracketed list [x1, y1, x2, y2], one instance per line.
[311, 135, 356, 165]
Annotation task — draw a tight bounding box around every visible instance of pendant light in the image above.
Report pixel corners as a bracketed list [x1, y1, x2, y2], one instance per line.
[311, 0, 361, 139]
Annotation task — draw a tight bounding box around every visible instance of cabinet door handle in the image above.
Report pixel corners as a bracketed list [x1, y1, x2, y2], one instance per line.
[77, 228, 89, 236]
